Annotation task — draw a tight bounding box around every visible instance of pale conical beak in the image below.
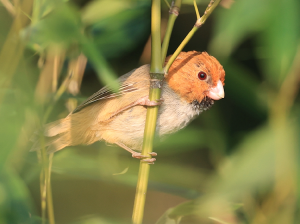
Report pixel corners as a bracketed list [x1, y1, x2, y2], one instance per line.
[207, 80, 224, 100]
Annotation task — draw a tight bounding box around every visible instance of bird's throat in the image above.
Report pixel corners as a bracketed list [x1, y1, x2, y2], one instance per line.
[191, 98, 214, 112]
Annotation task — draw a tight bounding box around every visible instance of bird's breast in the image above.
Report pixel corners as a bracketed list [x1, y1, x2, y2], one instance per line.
[156, 83, 204, 136]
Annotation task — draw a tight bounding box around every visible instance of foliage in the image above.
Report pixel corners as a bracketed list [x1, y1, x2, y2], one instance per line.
[0, 0, 300, 224]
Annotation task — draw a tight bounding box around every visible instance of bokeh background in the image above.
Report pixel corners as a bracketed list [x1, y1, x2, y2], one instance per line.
[1, 0, 300, 223]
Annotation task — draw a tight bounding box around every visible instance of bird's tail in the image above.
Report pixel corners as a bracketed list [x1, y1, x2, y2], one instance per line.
[30, 116, 73, 153]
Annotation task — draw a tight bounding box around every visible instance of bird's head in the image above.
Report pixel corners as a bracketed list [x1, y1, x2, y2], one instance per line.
[165, 51, 225, 103]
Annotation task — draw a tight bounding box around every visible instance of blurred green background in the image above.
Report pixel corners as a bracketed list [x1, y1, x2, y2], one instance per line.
[1, 0, 300, 223]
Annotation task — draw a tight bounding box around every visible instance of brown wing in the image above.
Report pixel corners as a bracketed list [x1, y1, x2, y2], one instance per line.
[73, 65, 150, 113]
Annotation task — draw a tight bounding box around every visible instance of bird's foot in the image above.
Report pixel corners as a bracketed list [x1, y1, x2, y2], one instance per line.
[141, 158, 156, 165]
[132, 152, 157, 164]
[136, 96, 164, 107]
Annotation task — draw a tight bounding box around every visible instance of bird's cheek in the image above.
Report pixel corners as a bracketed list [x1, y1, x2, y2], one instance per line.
[207, 80, 224, 100]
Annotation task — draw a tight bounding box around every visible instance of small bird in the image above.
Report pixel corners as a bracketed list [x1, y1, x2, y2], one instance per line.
[31, 51, 225, 163]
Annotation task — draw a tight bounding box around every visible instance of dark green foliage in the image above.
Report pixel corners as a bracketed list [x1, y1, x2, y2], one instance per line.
[1, 0, 300, 223]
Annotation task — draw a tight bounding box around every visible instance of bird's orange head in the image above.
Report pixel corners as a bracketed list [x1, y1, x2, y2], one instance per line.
[165, 51, 225, 103]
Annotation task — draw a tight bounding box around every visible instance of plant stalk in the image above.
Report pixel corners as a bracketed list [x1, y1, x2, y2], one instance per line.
[132, 0, 164, 223]
[161, 0, 182, 63]
[38, 60, 72, 224]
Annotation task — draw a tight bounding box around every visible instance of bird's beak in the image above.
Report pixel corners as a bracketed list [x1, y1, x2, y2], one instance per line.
[207, 80, 224, 100]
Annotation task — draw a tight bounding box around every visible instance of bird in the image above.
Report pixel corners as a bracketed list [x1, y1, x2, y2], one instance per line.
[31, 51, 225, 163]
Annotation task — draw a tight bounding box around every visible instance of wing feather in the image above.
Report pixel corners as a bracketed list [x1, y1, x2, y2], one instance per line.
[73, 66, 150, 113]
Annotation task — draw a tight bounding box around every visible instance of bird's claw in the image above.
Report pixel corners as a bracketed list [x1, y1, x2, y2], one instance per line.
[155, 98, 164, 104]
[142, 158, 156, 165]
[136, 96, 164, 107]
[132, 152, 148, 159]
[132, 152, 157, 164]
[149, 152, 157, 156]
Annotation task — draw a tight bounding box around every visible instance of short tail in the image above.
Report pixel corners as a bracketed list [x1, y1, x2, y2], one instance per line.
[30, 117, 72, 153]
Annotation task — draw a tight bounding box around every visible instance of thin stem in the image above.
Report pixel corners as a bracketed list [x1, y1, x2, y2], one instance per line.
[164, 26, 198, 72]
[47, 153, 55, 224]
[52, 55, 59, 92]
[193, 0, 200, 20]
[0, 0, 32, 103]
[39, 134, 47, 224]
[32, 0, 41, 24]
[163, 0, 170, 8]
[195, 0, 222, 28]
[39, 64, 72, 224]
[132, 0, 164, 223]
[0, 0, 16, 16]
[150, 0, 163, 73]
[79, 35, 119, 91]
[164, 0, 221, 73]
[161, 0, 182, 64]
[39, 143, 55, 224]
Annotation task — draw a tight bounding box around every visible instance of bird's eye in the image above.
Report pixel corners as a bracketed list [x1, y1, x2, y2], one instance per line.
[198, 71, 207, 80]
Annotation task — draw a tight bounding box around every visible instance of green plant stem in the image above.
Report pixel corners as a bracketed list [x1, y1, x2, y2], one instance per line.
[47, 153, 55, 224]
[32, 0, 41, 24]
[132, 0, 164, 223]
[39, 131, 55, 224]
[39, 136, 47, 224]
[0, 0, 32, 103]
[195, 0, 222, 28]
[163, 0, 170, 8]
[39, 123, 54, 224]
[150, 0, 163, 73]
[164, 0, 221, 73]
[161, 0, 182, 63]
[193, 0, 200, 20]
[79, 35, 119, 91]
[0, 0, 16, 16]
[132, 88, 161, 224]
[164, 26, 197, 72]
[39, 69, 72, 224]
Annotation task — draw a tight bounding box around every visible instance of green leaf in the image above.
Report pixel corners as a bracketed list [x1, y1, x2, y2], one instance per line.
[156, 201, 196, 224]
[79, 35, 119, 91]
[22, 3, 82, 48]
[73, 215, 131, 224]
[209, 122, 297, 200]
[257, 0, 300, 86]
[81, 0, 132, 25]
[0, 169, 36, 224]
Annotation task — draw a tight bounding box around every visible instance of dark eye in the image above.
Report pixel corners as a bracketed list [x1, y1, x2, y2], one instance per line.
[198, 71, 207, 80]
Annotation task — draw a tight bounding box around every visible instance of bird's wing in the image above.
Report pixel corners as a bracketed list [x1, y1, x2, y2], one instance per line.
[73, 65, 150, 113]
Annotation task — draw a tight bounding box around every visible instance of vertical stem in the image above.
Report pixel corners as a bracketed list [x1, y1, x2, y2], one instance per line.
[0, 0, 32, 103]
[32, 0, 41, 24]
[193, 0, 200, 20]
[39, 135, 47, 224]
[150, 0, 163, 73]
[47, 154, 55, 224]
[132, 0, 164, 223]
[39, 128, 55, 224]
[37, 60, 72, 224]
[161, 0, 182, 63]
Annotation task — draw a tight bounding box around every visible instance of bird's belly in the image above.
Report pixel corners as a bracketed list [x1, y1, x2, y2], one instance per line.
[100, 106, 147, 150]
[99, 92, 199, 150]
